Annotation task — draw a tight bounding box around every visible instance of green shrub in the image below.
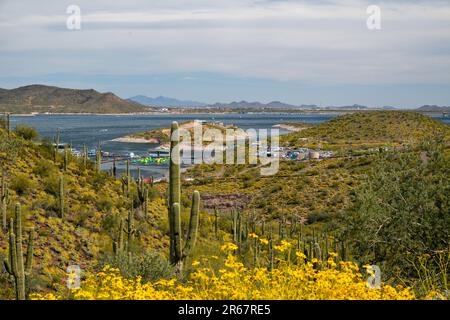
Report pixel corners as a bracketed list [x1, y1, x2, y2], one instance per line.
[307, 211, 331, 224]
[340, 142, 450, 293]
[97, 194, 114, 212]
[102, 252, 174, 283]
[11, 173, 36, 195]
[14, 124, 39, 140]
[33, 159, 56, 177]
[43, 174, 59, 196]
[101, 213, 118, 235]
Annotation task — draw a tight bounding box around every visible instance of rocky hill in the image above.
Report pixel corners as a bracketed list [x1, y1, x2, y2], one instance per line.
[283, 111, 450, 148]
[0, 85, 150, 114]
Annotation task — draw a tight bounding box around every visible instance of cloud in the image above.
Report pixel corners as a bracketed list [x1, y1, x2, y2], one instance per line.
[0, 0, 449, 88]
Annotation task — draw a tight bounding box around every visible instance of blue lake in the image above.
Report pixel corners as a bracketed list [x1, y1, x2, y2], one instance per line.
[10, 113, 449, 179]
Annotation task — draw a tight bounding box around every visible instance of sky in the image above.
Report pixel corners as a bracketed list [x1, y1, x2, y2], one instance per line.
[0, 0, 449, 108]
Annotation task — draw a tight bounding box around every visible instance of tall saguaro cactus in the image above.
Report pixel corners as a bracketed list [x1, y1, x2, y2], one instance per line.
[113, 218, 125, 257]
[137, 174, 149, 213]
[214, 208, 219, 240]
[5, 112, 11, 134]
[4, 204, 34, 300]
[121, 160, 131, 196]
[83, 144, 88, 169]
[112, 158, 117, 178]
[124, 206, 136, 244]
[59, 176, 65, 219]
[53, 129, 60, 163]
[1, 172, 9, 231]
[168, 121, 201, 270]
[2, 112, 11, 133]
[64, 147, 69, 171]
[96, 146, 102, 173]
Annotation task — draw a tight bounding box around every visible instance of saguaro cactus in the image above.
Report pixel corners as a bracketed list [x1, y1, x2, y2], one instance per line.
[124, 206, 136, 244]
[121, 160, 131, 196]
[143, 189, 149, 215]
[64, 147, 69, 171]
[53, 129, 60, 163]
[6, 112, 11, 134]
[82, 144, 88, 169]
[113, 218, 126, 257]
[268, 238, 274, 271]
[4, 204, 34, 300]
[137, 175, 148, 211]
[96, 147, 102, 173]
[112, 158, 117, 178]
[214, 208, 219, 240]
[168, 121, 201, 269]
[232, 209, 238, 242]
[59, 176, 65, 219]
[1, 172, 9, 231]
[182, 191, 200, 259]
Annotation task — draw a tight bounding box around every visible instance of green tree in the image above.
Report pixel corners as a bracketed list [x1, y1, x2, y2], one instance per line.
[341, 141, 449, 293]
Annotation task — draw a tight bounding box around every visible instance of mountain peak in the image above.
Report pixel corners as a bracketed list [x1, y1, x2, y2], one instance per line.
[128, 95, 206, 107]
[0, 84, 148, 114]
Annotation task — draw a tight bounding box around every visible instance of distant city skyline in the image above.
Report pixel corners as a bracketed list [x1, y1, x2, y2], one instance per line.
[1, 0, 449, 108]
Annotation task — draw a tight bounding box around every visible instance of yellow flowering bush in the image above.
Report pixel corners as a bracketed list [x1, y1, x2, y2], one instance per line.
[32, 244, 416, 300]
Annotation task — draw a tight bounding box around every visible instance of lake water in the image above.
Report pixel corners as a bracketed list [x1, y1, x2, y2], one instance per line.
[10, 113, 450, 179]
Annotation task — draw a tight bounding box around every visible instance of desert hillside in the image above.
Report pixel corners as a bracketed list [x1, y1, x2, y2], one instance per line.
[0, 85, 149, 114]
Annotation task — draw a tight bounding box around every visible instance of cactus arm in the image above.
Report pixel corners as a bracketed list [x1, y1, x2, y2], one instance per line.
[114, 218, 125, 257]
[25, 229, 34, 275]
[172, 203, 182, 263]
[169, 121, 181, 206]
[14, 205, 24, 277]
[183, 191, 200, 259]
[59, 176, 64, 219]
[143, 189, 149, 214]
[6, 218, 17, 276]
[4, 259, 12, 275]
[64, 147, 69, 171]
[214, 208, 219, 239]
[124, 208, 136, 243]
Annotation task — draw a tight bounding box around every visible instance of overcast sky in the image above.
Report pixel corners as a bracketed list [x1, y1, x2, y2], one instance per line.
[0, 0, 449, 107]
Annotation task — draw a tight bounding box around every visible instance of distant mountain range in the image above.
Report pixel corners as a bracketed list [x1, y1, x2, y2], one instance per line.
[0, 85, 148, 114]
[128, 95, 206, 107]
[1, 84, 448, 114]
[416, 105, 450, 112]
[206, 100, 316, 109]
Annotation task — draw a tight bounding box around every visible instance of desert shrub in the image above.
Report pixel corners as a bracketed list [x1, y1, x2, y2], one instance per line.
[101, 213, 118, 235]
[14, 124, 39, 140]
[35, 138, 56, 161]
[33, 159, 56, 177]
[73, 210, 92, 228]
[97, 194, 114, 212]
[147, 186, 159, 202]
[307, 211, 331, 224]
[340, 142, 450, 294]
[101, 252, 174, 283]
[0, 131, 23, 163]
[11, 173, 36, 195]
[87, 172, 109, 189]
[43, 174, 60, 196]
